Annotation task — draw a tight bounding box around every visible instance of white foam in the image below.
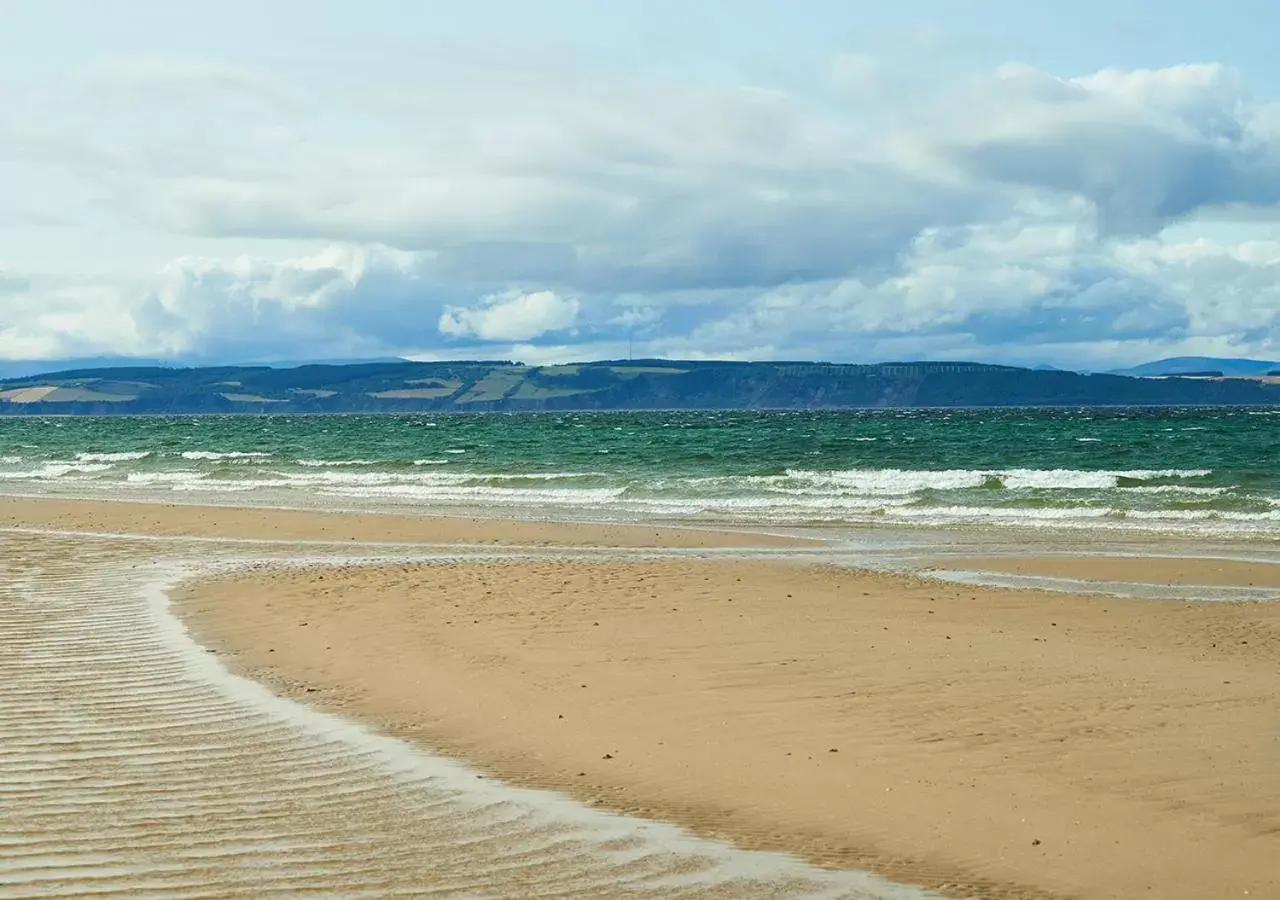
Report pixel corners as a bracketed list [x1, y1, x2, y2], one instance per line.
[321, 484, 627, 505]
[782, 469, 989, 494]
[1001, 469, 1120, 490]
[235, 470, 608, 489]
[773, 467, 1214, 494]
[125, 471, 210, 485]
[181, 451, 272, 461]
[0, 462, 113, 480]
[887, 505, 1112, 522]
[296, 459, 382, 467]
[1126, 508, 1280, 522]
[1122, 485, 1228, 496]
[76, 451, 152, 462]
[172, 481, 262, 493]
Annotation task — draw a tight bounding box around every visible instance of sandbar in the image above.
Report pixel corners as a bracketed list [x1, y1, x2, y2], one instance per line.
[179, 554, 1280, 899]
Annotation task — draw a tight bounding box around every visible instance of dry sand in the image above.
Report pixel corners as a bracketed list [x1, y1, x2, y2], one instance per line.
[8, 496, 1280, 898]
[179, 559, 1280, 900]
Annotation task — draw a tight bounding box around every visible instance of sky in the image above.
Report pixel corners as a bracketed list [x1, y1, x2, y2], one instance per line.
[3, 1, 1280, 369]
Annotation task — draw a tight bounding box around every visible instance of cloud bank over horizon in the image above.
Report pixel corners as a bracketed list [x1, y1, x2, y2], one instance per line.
[3, 6, 1280, 369]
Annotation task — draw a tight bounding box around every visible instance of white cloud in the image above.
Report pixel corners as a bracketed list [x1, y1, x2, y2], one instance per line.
[937, 63, 1280, 233]
[4, 51, 1280, 367]
[0, 278, 145, 360]
[439, 290, 580, 342]
[1117, 237, 1280, 346]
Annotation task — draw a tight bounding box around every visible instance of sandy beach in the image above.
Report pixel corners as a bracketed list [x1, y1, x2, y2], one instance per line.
[7, 496, 1280, 899]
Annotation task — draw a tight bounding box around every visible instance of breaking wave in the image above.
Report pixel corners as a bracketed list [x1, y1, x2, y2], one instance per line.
[0, 406, 1275, 537]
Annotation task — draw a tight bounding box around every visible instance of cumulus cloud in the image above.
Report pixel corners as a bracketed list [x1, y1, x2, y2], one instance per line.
[940, 63, 1280, 233]
[661, 213, 1280, 366]
[0, 247, 437, 362]
[4, 51, 1280, 367]
[439, 290, 580, 342]
[10, 54, 999, 292]
[0, 278, 145, 360]
[1117, 237, 1280, 346]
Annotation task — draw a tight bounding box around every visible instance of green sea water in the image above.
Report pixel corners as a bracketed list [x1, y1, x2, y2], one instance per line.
[1, 407, 1277, 534]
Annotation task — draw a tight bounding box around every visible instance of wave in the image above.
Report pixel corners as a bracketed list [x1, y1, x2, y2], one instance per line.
[767, 469, 988, 494]
[76, 451, 152, 462]
[1121, 485, 1228, 496]
[0, 462, 114, 479]
[881, 505, 1280, 525]
[771, 467, 1212, 495]
[888, 505, 1112, 521]
[126, 471, 210, 485]
[286, 483, 627, 506]
[1001, 469, 1206, 490]
[0, 452, 1272, 535]
[181, 450, 272, 461]
[1124, 508, 1280, 522]
[296, 459, 382, 467]
[244, 470, 609, 489]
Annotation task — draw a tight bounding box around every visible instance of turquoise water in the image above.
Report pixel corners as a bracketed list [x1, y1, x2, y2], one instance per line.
[1, 408, 1277, 534]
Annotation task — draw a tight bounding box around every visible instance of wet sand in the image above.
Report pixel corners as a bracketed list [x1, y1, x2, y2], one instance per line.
[933, 554, 1280, 589]
[0, 495, 806, 548]
[0, 523, 910, 900]
[8, 496, 1280, 898]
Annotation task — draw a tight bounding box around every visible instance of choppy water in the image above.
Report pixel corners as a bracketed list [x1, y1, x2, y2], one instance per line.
[1, 408, 1277, 535]
[0, 530, 931, 899]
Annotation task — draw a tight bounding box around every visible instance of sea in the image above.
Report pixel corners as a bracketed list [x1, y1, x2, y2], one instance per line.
[1, 406, 1277, 537]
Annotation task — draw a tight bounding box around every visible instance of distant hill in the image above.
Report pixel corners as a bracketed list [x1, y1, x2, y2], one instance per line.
[0, 357, 178, 380]
[0, 359, 1277, 414]
[248, 356, 410, 368]
[1111, 356, 1280, 377]
[0, 356, 409, 380]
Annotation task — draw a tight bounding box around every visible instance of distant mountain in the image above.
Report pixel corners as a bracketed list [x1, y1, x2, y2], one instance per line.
[1, 359, 1278, 414]
[0, 356, 410, 380]
[249, 357, 409, 368]
[0, 357, 177, 380]
[1111, 357, 1280, 377]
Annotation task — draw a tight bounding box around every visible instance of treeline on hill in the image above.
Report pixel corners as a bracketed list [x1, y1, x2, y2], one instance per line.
[0, 360, 1277, 414]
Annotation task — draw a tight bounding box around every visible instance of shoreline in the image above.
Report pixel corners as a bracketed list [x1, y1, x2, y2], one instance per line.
[11, 487, 1280, 558]
[0, 495, 813, 549]
[930, 554, 1280, 589]
[7, 495, 1280, 898]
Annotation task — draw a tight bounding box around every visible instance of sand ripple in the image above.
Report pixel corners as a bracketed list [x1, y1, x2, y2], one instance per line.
[0, 532, 927, 899]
